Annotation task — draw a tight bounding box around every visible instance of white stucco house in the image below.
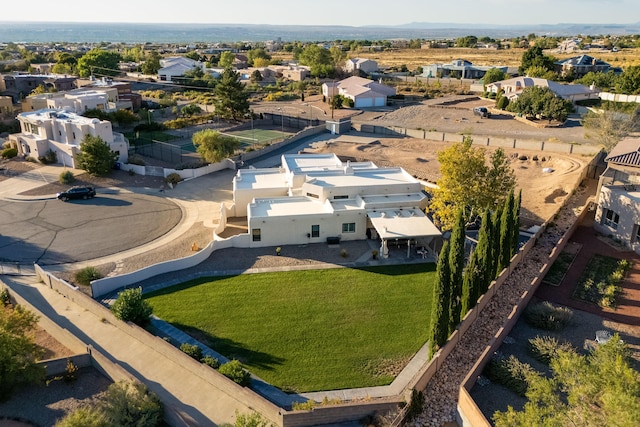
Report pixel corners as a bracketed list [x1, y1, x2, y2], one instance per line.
[7, 109, 129, 167]
[322, 76, 396, 109]
[485, 76, 600, 103]
[344, 58, 379, 74]
[158, 57, 205, 82]
[23, 89, 113, 114]
[229, 153, 441, 258]
[594, 137, 640, 254]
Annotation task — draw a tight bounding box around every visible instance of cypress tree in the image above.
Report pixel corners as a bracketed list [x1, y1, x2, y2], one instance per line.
[475, 209, 493, 296]
[461, 248, 479, 316]
[498, 190, 515, 274]
[448, 209, 466, 334]
[429, 240, 451, 357]
[511, 189, 522, 255]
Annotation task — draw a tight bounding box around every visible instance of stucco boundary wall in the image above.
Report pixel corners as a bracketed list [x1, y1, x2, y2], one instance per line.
[33, 264, 285, 426]
[354, 124, 599, 156]
[406, 149, 597, 416]
[456, 197, 594, 426]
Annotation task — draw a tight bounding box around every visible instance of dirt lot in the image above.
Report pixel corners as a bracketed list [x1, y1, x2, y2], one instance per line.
[308, 136, 589, 227]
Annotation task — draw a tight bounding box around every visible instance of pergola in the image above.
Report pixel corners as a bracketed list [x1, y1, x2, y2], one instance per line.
[367, 208, 441, 259]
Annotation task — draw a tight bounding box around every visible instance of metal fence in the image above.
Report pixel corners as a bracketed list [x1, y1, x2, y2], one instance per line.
[130, 140, 199, 165]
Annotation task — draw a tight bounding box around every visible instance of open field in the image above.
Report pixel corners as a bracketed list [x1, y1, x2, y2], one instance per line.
[145, 264, 436, 393]
[273, 47, 640, 71]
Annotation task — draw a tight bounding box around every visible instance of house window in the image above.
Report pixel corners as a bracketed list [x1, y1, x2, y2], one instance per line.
[252, 228, 261, 242]
[72, 132, 76, 140]
[604, 209, 620, 229]
[306, 192, 319, 199]
[311, 225, 320, 238]
[334, 195, 348, 200]
[342, 223, 356, 233]
[634, 225, 640, 243]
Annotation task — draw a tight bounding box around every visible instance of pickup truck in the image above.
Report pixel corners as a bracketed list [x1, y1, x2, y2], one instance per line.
[473, 107, 491, 118]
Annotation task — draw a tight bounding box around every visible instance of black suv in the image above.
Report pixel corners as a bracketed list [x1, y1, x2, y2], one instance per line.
[473, 107, 491, 118]
[57, 186, 96, 201]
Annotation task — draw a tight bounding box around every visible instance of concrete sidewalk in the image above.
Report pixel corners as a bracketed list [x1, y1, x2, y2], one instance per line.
[0, 164, 79, 200]
[3, 274, 254, 426]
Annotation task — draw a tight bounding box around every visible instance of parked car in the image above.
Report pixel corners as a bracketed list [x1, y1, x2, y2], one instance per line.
[57, 186, 96, 201]
[473, 107, 491, 118]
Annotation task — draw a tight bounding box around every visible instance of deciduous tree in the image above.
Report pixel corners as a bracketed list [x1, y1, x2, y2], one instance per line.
[0, 304, 45, 401]
[483, 68, 507, 85]
[192, 129, 241, 163]
[429, 137, 516, 230]
[582, 106, 640, 152]
[77, 48, 122, 77]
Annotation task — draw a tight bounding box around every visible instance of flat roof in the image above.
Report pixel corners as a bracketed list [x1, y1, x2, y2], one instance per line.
[20, 109, 100, 125]
[250, 196, 332, 218]
[361, 193, 427, 207]
[306, 167, 418, 189]
[329, 198, 364, 211]
[368, 208, 441, 239]
[282, 153, 342, 174]
[234, 169, 287, 191]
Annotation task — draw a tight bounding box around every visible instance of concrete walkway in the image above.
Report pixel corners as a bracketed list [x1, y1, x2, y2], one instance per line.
[3, 274, 251, 426]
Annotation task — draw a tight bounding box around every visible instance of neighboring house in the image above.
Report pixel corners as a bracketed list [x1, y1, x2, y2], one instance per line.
[558, 38, 581, 53]
[80, 78, 141, 111]
[322, 76, 396, 108]
[230, 153, 441, 257]
[278, 65, 310, 81]
[158, 57, 204, 82]
[486, 76, 600, 103]
[23, 90, 111, 113]
[554, 55, 612, 79]
[0, 96, 13, 118]
[422, 59, 508, 80]
[344, 58, 379, 74]
[7, 108, 128, 167]
[594, 137, 640, 255]
[0, 74, 77, 103]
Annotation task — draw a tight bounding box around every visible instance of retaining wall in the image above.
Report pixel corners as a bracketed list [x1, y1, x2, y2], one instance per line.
[351, 124, 600, 156]
[456, 190, 595, 426]
[34, 265, 284, 426]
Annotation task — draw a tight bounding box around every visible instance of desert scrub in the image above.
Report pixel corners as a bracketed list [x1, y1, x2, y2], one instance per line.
[524, 301, 573, 331]
[484, 354, 538, 397]
[74, 266, 102, 286]
[528, 336, 575, 365]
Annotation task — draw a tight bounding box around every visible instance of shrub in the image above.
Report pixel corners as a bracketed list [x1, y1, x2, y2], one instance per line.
[180, 343, 203, 361]
[165, 172, 182, 186]
[74, 266, 102, 286]
[1, 147, 18, 159]
[528, 336, 575, 364]
[102, 381, 163, 427]
[201, 355, 220, 369]
[127, 155, 146, 166]
[219, 360, 251, 387]
[59, 170, 75, 184]
[63, 358, 79, 383]
[484, 354, 537, 396]
[54, 407, 108, 427]
[38, 149, 57, 164]
[341, 249, 348, 258]
[0, 288, 10, 306]
[524, 301, 573, 331]
[110, 288, 153, 326]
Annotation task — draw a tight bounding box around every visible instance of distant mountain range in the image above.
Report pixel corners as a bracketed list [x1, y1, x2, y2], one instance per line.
[1, 21, 639, 44]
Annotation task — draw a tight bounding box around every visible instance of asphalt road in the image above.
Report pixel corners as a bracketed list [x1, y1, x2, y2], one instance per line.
[0, 192, 181, 265]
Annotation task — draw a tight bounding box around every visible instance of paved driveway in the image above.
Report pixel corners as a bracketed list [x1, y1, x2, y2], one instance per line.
[0, 192, 181, 265]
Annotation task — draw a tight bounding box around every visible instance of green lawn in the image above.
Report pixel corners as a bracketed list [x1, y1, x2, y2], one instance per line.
[145, 264, 436, 392]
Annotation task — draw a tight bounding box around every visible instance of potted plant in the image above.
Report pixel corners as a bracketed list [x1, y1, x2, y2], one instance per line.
[276, 247, 281, 256]
[372, 250, 378, 260]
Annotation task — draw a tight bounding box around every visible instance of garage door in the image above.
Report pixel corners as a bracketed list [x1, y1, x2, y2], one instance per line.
[355, 97, 374, 108]
[373, 97, 386, 107]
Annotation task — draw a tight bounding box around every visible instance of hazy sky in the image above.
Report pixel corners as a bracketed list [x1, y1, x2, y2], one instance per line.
[3, 0, 638, 27]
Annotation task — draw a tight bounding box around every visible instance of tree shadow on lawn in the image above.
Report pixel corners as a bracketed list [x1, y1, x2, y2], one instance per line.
[173, 323, 285, 372]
